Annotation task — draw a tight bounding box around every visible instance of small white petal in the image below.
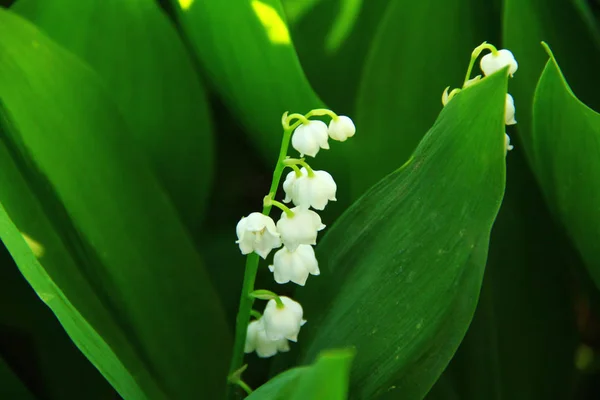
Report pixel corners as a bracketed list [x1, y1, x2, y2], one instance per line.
[244, 318, 290, 358]
[277, 207, 325, 251]
[327, 115, 356, 142]
[244, 319, 261, 353]
[282, 170, 297, 203]
[480, 49, 518, 77]
[291, 120, 329, 157]
[262, 297, 305, 342]
[505, 133, 514, 154]
[236, 212, 281, 258]
[269, 245, 319, 286]
[505, 94, 517, 125]
[287, 168, 337, 210]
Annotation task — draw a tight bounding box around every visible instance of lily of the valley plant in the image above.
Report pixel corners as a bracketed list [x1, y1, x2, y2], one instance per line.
[230, 108, 355, 393]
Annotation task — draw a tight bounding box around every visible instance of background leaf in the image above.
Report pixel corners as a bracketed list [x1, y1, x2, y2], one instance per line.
[347, 0, 500, 197]
[503, 0, 600, 158]
[282, 0, 390, 115]
[0, 242, 116, 399]
[0, 9, 230, 399]
[13, 0, 215, 233]
[428, 148, 579, 400]
[171, 0, 323, 161]
[276, 70, 509, 399]
[0, 355, 36, 400]
[526, 47, 600, 288]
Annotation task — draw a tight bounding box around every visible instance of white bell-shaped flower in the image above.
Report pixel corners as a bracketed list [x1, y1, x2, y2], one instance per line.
[262, 296, 306, 342]
[282, 168, 337, 210]
[328, 115, 356, 141]
[276, 207, 325, 251]
[269, 245, 320, 286]
[236, 212, 281, 259]
[244, 318, 290, 358]
[291, 120, 329, 157]
[505, 133, 514, 154]
[505, 94, 517, 125]
[480, 49, 518, 77]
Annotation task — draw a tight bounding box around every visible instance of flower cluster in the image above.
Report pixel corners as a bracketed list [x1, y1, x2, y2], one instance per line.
[235, 109, 355, 358]
[442, 42, 518, 154]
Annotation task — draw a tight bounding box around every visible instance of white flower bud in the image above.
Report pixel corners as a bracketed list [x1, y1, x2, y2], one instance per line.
[480, 49, 518, 77]
[236, 212, 281, 259]
[282, 168, 337, 210]
[268, 245, 320, 286]
[276, 207, 325, 251]
[505, 94, 516, 125]
[291, 120, 329, 157]
[244, 319, 290, 358]
[505, 133, 514, 154]
[328, 115, 356, 141]
[262, 296, 306, 342]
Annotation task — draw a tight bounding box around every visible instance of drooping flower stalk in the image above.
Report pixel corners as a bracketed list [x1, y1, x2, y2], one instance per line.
[228, 109, 356, 395]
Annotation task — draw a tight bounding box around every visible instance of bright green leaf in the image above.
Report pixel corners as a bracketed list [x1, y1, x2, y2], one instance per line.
[249, 349, 354, 400]
[0, 9, 230, 399]
[348, 0, 500, 198]
[287, 70, 508, 399]
[13, 0, 215, 232]
[527, 46, 600, 288]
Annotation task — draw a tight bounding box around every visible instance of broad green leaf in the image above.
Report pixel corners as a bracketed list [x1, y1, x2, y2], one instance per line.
[0, 355, 36, 400]
[13, 0, 215, 232]
[171, 0, 322, 161]
[428, 148, 578, 399]
[0, 243, 116, 400]
[0, 9, 230, 399]
[0, 204, 157, 399]
[503, 0, 600, 159]
[526, 48, 600, 288]
[249, 349, 354, 400]
[348, 0, 500, 198]
[282, 0, 390, 114]
[287, 70, 508, 399]
[247, 368, 305, 400]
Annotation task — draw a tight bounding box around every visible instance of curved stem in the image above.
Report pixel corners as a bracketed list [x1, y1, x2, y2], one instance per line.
[283, 113, 310, 129]
[249, 289, 285, 307]
[463, 42, 498, 87]
[306, 108, 338, 120]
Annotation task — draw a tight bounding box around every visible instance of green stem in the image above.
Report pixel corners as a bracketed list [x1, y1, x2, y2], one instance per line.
[266, 199, 294, 218]
[249, 289, 285, 307]
[227, 127, 295, 396]
[227, 252, 259, 396]
[237, 381, 253, 395]
[306, 108, 338, 120]
[462, 42, 498, 87]
[283, 113, 310, 129]
[283, 158, 315, 177]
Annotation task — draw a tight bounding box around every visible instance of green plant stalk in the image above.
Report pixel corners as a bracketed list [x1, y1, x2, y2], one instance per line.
[227, 124, 296, 389]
